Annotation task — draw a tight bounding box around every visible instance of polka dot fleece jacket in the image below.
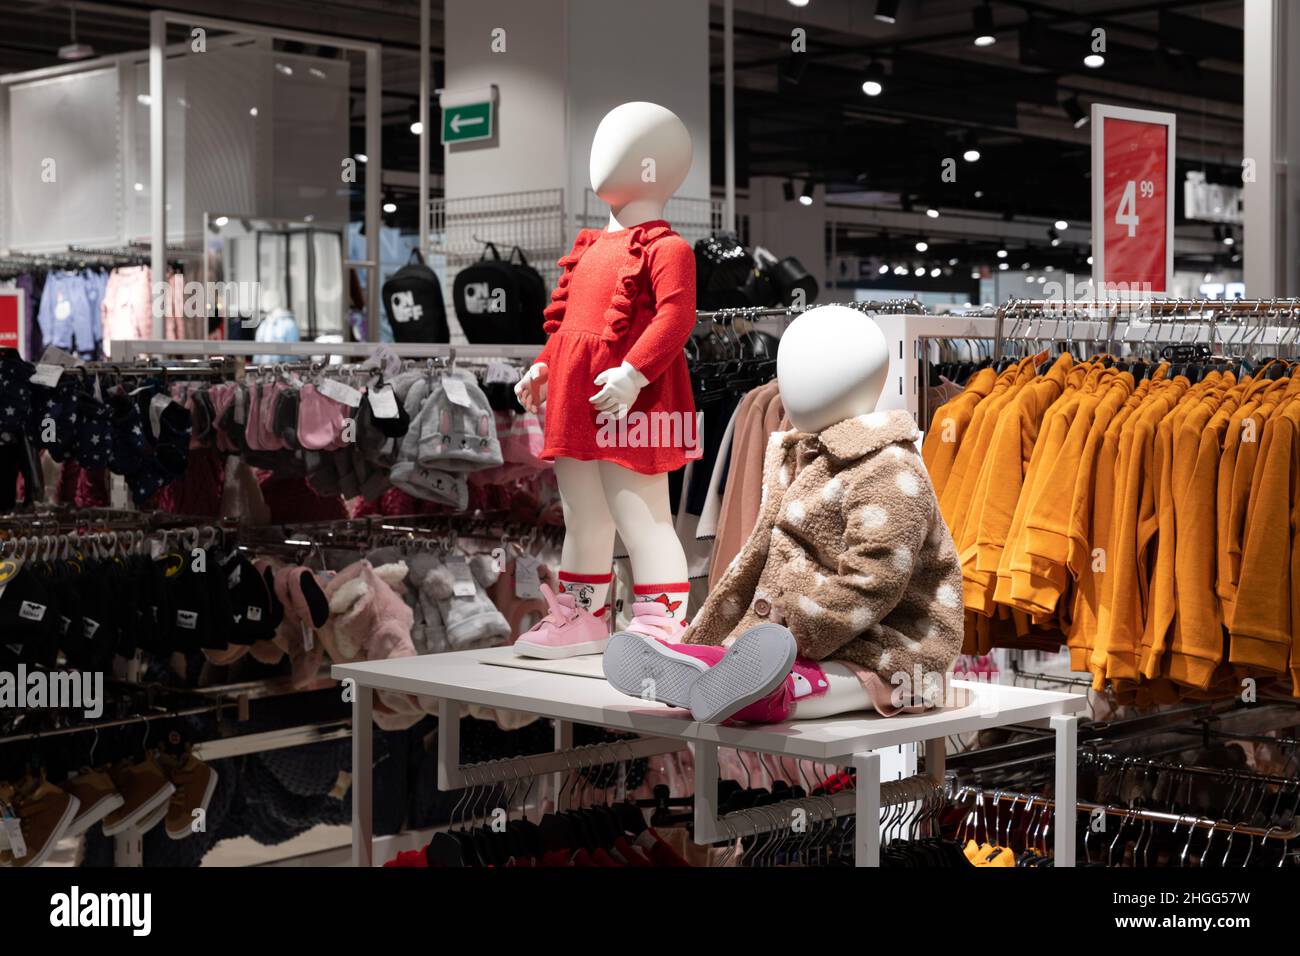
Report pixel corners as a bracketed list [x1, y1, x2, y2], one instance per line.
[684, 409, 963, 705]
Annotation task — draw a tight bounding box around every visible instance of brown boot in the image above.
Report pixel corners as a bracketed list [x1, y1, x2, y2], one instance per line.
[102, 754, 175, 837]
[62, 768, 126, 839]
[0, 773, 80, 867]
[159, 749, 218, 840]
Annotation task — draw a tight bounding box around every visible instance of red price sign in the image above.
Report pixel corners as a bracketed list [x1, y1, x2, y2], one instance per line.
[1091, 105, 1176, 295]
[0, 289, 26, 358]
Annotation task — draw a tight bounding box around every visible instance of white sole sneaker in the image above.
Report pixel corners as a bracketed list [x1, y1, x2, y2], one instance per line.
[166, 767, 220, 840]
[688, 624, 797, 723]
[65, 792, 126, 840]
[602, 632, 707, 709]
[512, 637, 609, 660]
[16, 794, 80, 868]
[102, 782, 176, 837]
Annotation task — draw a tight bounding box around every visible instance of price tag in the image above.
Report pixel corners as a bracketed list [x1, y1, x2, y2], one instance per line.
[318, 378, 363, 408]
[1091, 104, 1174, 294]
[368, 384, 399, 419]
[149, 393, 172, 438]
[514, 554, 542, 600]
[1, 816, 25, 859]
[442, 375, 472, 408]
[447, 553, 478, 597]
[29, 364, 63, 387]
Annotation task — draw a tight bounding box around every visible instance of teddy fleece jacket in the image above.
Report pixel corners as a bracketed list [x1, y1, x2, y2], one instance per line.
[685, 410, 963, 700]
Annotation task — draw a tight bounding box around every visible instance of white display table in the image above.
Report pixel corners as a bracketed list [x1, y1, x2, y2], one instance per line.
[333, 647, 1086, 867]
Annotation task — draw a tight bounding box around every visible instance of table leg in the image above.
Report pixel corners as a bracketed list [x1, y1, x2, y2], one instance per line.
[852, 751, 881, 867]
[351, 684, 373, 868]
[1051, 714, 1079, 867]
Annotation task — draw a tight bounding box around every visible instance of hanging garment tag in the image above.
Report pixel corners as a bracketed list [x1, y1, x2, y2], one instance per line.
[514, 554, 542, 600]
[447, 553, 478, 597]
[30, 364, 63, 387]
[442, 375, 472, 408]
[318, 377, 363, 408]
[1, 816, 26, 859]
[368, 384, 399, 419]
[149, 393, 172, 439]
[301, 621, 315, 652]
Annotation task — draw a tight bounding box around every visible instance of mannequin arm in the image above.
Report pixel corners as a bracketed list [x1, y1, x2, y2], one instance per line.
[780, 457, 933, 660]
[622, 239, 697, 383]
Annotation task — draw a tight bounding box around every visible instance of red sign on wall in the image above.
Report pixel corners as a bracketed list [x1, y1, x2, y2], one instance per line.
[1091, 105, 1176, 295]
[0, 289, 26, 358]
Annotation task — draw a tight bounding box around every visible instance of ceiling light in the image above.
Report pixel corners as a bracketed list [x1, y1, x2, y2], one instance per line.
[274, 63, 294, 76]
[1087, 255, 1094, 265]
[133, 182, 144, 192]
[948, 257, 959, 266]
[1204, 272, 1213, 283]
[974, 190, 984, 199]
[996, 248, 1008, 259]
[355, 153, 368, 164]
[970, 270, 981, 280]
[1037, 276, 1047, 283]
[998, 262, 1009, 271]
[249, 107, 259, 117]
[913, 267, 925, 277]
[930, 267, 942, 278]
[962, 132, 981, 162]
[1021, 261, 1031, 270]
[410, 120, 424, 135]
[973, 4, 996, 47]
[136, 94, 152, 106]
[1063, 95, 1088, 128]
[862, 61, 886, 97]
[874, 0, 900, 24]
[788, 0, 810, 5]
[894, 265, 908, 275]
[57, 7, 95, 61]
[1044, 265, 1055, 272]
[915, 241, 928, 252]
[799, 180, 815, 205]
[1054, 220, 1069, 231]
[878, 264, 890, 275]
[926, 207, 940, 219]
[1223, 233, 1235, 246]
[214, 216, 229, 227]
[1027, 274, 1037, 283]
[383, 200, 397, 214]
[1084, 53, 1105, 69]
[1051, 238, 1061, 247]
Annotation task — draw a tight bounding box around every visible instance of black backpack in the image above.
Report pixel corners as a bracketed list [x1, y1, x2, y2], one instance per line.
[694, 232, 753, 310]
[381, 249, 450, 343]
[453, 242, 545, 344]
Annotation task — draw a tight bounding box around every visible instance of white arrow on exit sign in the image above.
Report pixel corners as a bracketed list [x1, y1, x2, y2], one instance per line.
[450, 114, 484, 133]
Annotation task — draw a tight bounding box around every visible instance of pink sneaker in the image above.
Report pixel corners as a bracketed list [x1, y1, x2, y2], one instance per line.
[624, 600, 687, 641]
[512, 583, 610, 659]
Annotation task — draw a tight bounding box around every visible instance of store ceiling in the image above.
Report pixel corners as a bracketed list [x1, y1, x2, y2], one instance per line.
[0, 0, 1243, 271]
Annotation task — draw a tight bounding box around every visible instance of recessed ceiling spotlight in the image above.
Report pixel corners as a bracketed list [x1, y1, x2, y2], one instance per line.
[996, 248, 1008, 259]
[1084, 53, 1105, 69]
[973, 3, 996, 47]
[1054, 220, 1069, 231]
[915, 240, 929, 252]
[998, 262, 1009, 271]
[862, 62, 886, 97]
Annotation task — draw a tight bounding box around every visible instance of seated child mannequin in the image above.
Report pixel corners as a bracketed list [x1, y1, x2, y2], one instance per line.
[602, 305, 964, 723]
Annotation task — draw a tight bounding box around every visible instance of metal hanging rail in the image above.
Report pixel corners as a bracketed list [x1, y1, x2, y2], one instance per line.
[696, 298, 925, 323]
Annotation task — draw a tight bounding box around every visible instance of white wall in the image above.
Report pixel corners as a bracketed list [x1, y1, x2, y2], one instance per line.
[443, 0, 711, 225]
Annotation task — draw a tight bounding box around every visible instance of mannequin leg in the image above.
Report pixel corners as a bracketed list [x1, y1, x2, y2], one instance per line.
[553, 458, 617, 613]
[789, 662, 873, 719]
[597, 461, 690, 621]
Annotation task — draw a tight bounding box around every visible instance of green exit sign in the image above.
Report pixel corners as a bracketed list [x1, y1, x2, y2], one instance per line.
[442, 101, 493, 145]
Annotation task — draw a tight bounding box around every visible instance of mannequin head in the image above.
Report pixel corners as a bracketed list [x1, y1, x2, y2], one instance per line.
[260, 288, 283, 314]
[589, 102, 692, 228]
[776, 305, 890, 433]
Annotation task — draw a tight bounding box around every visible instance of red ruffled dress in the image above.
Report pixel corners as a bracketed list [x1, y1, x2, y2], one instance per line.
[534, 220, 698, 475]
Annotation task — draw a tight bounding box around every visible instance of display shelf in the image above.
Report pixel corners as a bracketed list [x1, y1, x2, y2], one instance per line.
[333, 647, 1086, 867]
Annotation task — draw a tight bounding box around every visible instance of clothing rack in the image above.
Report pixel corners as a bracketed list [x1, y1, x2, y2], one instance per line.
[108, 339, 544, 364]
[992, 296, 1300, 361]
[695, 298, 924, 323]
[958, 785, 1300, 849]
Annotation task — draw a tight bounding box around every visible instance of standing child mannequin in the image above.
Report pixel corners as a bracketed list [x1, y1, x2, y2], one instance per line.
[513, 102, 698, 658]
[603, 306, 965, 722]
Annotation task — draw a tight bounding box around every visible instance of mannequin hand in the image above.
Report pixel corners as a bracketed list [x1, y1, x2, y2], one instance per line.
[515, 363, 549, 413]
[589, 362, 648, 419]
